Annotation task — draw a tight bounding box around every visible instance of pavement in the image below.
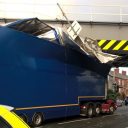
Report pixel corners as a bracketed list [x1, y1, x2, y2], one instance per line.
[36, 106, 128, 128]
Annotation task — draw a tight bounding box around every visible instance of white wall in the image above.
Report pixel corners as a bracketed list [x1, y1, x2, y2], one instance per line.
[49, 22, 128, 40]
[79, 24, 128, 40]
[0, 0, 128, 22]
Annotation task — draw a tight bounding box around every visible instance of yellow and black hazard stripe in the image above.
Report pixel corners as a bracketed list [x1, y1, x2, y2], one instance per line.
[97, 40, 128, 51]
[97, 40, 128, 55]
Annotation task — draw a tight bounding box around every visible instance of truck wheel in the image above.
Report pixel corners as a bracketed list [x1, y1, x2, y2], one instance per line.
[87, 104, 94, 118]
[19, 114, 28, 123]
[32, 112, 44, 127]
[94, 104, 101, 116]
[109, 105, 115, 114]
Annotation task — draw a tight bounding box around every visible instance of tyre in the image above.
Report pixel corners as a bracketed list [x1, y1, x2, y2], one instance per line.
[19, 114, 28, 123]
[109, 105, 115, 114]
[32, 112, 44, 127]
[94, 103, 101, 116]
[87, 104, 94, 118]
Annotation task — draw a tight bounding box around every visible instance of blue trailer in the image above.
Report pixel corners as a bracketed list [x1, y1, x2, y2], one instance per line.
[0, 18, 116, 126]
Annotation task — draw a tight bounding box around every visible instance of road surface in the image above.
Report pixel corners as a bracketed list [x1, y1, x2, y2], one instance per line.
[36, 106, 128, 128]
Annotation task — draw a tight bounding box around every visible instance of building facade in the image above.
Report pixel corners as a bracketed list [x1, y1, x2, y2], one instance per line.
[108, 68, 128, 96]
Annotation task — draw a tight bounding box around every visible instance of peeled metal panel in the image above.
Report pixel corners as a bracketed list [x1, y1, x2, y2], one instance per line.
[67, 20, 82, 40]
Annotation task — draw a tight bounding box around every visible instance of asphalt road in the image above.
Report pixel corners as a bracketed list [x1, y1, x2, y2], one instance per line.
[36, 106, 128, 128]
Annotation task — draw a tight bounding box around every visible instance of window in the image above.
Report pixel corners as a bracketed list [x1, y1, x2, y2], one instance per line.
[0, 116, 12, 128]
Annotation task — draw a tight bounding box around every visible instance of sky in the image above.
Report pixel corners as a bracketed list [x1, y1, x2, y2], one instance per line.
[0, 0, 128, 22]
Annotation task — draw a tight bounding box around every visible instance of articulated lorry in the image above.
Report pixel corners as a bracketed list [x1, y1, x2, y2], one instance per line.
[0, 18, 122, 126]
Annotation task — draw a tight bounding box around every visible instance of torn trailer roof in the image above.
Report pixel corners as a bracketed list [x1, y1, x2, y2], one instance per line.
[5, 18, 127, 68]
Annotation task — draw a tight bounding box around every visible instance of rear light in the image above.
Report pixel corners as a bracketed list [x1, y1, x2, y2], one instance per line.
[80, 105, 87, 109]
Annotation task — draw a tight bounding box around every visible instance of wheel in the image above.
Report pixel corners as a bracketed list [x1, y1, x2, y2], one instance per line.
[109, 105, 115, 114]
[87, 104, 94, 118]
[94, 104, 101, 116]
[32, 112, 44, 127]
[19, 114, 28, 123]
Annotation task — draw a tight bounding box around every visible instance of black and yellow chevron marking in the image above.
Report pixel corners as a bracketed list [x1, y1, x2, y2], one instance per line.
[97, 40, 128, 51]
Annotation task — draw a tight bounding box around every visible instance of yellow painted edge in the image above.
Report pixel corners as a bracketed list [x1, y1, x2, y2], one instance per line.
[98, 40, 106, 46]
[103, 40, 116, 50]
[16, 96, 105, 111]
[123, 45, 128, 50]
[113, 40, 127, 50]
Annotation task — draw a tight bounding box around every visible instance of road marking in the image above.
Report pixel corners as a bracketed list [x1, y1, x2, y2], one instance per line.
[58, 114, 118, 125]
[58, 118, 91, 125]
[102, 114, 118, 118]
